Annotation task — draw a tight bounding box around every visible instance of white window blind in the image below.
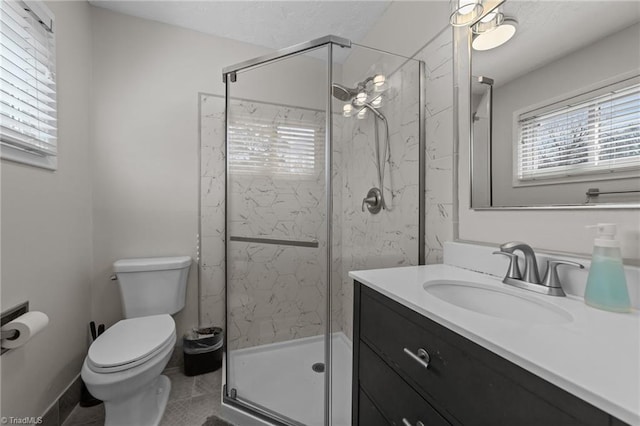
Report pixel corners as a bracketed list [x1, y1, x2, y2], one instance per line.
[1, 0, 57, 170]
[228, 115, 323, 176]
[517, 77, 640, 182]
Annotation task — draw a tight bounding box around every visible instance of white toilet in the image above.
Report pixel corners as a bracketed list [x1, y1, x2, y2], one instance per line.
[81, 256, 191, 426]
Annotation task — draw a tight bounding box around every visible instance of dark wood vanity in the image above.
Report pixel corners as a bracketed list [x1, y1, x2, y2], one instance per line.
[352, 281, 630, 426]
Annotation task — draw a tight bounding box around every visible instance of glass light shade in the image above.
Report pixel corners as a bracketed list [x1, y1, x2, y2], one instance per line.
[450, 0, 483, 27]
[357, 108, 367, 120]
[343, 104, 353, 117]
[355, 92, 367, 106]
[472, 10, 504, 34]
[371, 96, 382, 108]
[472, 18, 517, 50]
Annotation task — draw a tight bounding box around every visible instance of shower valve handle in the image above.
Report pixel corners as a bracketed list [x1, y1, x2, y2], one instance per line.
[362, 188, 383, 214]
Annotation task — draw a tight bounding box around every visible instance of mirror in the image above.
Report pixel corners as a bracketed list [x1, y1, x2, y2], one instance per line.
[470, 1, 640, 208]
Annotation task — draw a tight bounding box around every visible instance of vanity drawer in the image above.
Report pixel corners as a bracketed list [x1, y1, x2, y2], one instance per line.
[358, 284, 610, 425]
[359, 341, 450, 426]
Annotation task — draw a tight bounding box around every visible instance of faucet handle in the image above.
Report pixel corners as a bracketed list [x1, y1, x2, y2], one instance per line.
[492, 251, 522, 280]
[542, 260, 585, 293]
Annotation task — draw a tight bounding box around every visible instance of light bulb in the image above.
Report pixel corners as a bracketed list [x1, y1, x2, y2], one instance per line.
[357, 108, 367, 120]
[343, 104, 353, 118]
[372, 96, 382, 108]
[373, 74, 387, 92]
[355, 92, 367, 106]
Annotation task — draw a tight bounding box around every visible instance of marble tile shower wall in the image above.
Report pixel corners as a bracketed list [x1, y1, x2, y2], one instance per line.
[200, 95, 335, 350]
[200, 32, 454, 346]
[200, 94, 226, 330]
[338, 62, 422, 339]
[415, 29, 455, 265]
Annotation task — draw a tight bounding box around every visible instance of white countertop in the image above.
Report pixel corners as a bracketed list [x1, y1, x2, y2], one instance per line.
[350, 264, 640, 425]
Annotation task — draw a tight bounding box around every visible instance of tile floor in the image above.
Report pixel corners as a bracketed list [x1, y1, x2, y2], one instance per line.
[62, 367, 234, 426]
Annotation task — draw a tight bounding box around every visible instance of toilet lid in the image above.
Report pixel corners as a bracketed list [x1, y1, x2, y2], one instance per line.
[87, 314, 175, 372]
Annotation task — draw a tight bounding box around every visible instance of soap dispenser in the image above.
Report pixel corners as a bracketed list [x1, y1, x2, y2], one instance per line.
[584, 223, 631, 313]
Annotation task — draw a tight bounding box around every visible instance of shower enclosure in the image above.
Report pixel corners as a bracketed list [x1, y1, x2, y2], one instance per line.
[201, 35, 424, 426]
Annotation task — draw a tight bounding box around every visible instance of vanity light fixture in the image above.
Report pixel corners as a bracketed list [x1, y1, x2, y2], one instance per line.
[343, 104, 353, 118]
[472, 17, 518, 51]
[450, 0, 484, 27]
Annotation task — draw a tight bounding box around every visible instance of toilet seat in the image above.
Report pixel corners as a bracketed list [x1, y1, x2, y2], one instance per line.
[87, 314, 175, 373]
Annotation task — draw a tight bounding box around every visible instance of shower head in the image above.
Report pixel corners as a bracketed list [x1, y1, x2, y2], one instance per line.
[332, 83, 358, 101]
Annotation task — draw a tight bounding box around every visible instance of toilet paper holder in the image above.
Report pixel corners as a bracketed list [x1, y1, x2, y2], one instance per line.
[1, 301, 29, 355]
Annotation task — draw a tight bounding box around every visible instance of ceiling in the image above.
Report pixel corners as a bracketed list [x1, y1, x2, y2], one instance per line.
[88, 0, 393, 58]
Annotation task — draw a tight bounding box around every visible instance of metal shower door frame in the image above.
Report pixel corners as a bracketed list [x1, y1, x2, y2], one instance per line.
[220, 34, 427, 426]
[222, 35, 348, 426]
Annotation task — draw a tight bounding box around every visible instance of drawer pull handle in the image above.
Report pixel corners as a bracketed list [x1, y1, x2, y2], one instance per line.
[403, 347, 430, 369]
[402, 419, 425, 426]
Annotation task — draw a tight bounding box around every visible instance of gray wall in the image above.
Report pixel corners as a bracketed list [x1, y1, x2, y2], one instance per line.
[1, 1, 93, 418]
[90, 7, 274, 338]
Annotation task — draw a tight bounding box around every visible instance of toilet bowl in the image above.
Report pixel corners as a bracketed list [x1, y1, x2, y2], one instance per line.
[81, 256, 191, 425]
[82, 314, 177, 426]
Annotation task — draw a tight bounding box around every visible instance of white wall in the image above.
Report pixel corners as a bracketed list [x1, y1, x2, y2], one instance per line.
[0, 0, 93, 418]
[90, 7, 274, 338]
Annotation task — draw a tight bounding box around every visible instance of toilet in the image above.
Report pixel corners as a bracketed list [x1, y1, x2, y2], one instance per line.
[81, 256, 191, 426]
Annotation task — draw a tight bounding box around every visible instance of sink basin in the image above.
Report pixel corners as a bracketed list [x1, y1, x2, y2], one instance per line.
[423, 280, 573, 324]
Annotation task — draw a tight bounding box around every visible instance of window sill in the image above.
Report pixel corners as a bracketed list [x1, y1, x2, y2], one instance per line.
[1, 144, 57, 171]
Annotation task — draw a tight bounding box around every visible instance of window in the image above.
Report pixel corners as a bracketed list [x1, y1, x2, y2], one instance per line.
[228, 114, 324, 177]
[516, 76, 640, 182]
[1, 0, 57, 170]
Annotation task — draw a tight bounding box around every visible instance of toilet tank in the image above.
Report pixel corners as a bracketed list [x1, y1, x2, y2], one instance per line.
[113, 256, 192, 318]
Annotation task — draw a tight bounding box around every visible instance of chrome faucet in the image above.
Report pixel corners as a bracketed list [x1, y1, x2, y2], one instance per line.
[493, 242, 584, 297]
[497, 241, 541, 284]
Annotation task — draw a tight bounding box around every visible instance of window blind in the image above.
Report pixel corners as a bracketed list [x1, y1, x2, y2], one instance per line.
[228, 115, 323, 176]
[517, 78, 640, 181]
[1, 0, 57, 168]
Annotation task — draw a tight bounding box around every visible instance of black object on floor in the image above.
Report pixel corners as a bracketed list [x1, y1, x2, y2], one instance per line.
[183, 327, 223, 376]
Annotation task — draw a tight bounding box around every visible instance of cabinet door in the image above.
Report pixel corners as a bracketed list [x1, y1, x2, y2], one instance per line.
[358, 284, 610, 426]
[359, 388, 389, 426]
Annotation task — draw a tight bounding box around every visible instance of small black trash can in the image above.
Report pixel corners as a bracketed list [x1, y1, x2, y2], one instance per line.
[183, 327, 223, 376]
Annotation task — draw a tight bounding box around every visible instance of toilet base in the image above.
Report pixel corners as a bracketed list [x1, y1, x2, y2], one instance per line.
[104, 374, 172, 426]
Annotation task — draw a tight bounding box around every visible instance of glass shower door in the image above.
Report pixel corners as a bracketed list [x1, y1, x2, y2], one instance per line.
[224, 45, 330, 426]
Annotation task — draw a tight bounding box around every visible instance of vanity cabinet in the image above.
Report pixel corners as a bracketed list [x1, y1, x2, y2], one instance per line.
[352, 281, 628, 426]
